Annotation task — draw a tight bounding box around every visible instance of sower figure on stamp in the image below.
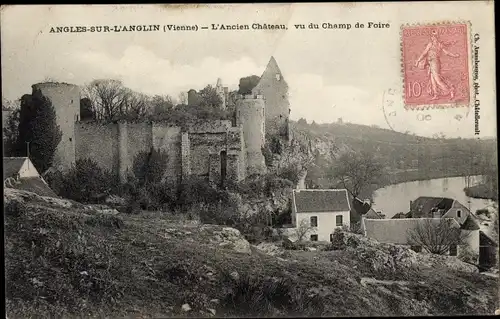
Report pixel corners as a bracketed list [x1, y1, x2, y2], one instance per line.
[414, 30, 460, 100]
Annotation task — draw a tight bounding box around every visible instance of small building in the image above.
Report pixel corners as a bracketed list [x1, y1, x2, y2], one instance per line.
[4, 157, 41, 181]
[4, 157, 57, 197]
[409, 196, 471, 225]
[291, 189, 351, 242]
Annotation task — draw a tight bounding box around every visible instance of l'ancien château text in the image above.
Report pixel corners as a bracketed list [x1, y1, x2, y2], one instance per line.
[211, 23, 287, 30]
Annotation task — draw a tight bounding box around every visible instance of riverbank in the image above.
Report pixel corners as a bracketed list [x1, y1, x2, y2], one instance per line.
[464, 183, 498, 201]
[359, 171, 479, 202]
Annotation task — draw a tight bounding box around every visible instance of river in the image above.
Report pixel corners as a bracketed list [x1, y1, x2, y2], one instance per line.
[372, 175, 495, 219]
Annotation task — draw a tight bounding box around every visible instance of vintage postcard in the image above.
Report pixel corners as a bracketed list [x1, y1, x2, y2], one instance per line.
[2, 2, 497, 318]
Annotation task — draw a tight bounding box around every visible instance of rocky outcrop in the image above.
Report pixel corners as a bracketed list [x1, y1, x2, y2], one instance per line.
[200, 225, 251, 254]
[330, 230, 478, 273]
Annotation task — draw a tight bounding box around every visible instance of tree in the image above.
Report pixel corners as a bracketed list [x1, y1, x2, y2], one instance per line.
[238, 75, 260, 95]
[122, 89, 150, 120]
[3, 109, 21, 157]
[83, 79, 129, 121]
[198, 85, 223, 109]
[294, 219, 315, 242]
[331, 150, 385, 198]
[406, 218, 470, 255]
[149, 95, 175, 120]
[17, 91, 62, 173]
[80, 97, 94, 120]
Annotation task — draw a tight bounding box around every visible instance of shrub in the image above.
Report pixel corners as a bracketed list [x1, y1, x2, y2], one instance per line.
[178, 175, 222, 208]
[458, 246, 478, 264]
[277, 163, 301, 185]
[132, 148, 168, 186]
[58, 159, 115, 203]
[221, 273, 323, 317]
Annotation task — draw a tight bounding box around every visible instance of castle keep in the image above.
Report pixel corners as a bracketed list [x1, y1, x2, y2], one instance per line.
[28, 57, 290, 187]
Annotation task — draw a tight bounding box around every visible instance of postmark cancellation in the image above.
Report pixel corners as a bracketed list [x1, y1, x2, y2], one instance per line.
[400, 21, 473, 111]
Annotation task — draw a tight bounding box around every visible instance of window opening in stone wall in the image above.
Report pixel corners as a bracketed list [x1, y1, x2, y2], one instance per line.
[310, 234, 318, 241]
[220, 150, 227, 188]
[276, 73, 281, 81]
[457, 210, 462, 218]
[69, 137, 72, 142]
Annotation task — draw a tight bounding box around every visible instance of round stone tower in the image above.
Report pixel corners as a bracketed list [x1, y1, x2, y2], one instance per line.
[31, 82, 80, 172]
[236, 94, 267, 176]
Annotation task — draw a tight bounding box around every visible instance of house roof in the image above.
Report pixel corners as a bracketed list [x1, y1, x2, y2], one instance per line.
[365, 209, 385, 219]
[3, 157, 28, 181]
[351, 197, 372, 215]
[12, 177, 58, 198]
[460, 215, 481, 231]
[410, 196, 455, 218]
[293, 189, 350, 213]
[363, 218, 460, 245]
[392, 212, 412, 219]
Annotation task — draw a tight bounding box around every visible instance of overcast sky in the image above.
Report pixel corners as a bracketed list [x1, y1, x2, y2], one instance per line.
[1, 3, 496, 138]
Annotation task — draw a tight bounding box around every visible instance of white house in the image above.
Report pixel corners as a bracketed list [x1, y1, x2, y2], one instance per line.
[290, 189, 351, 242]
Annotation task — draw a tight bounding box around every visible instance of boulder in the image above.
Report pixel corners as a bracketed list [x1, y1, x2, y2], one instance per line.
[255, 242, 284, 256]
[201, 225, 252, 254]
[331, 230, 418, 272]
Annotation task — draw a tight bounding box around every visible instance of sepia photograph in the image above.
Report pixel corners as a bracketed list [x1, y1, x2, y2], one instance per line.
[1, 2, 498, 317]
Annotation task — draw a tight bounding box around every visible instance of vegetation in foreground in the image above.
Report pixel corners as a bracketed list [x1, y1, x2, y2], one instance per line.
[4, 191, 498, 318]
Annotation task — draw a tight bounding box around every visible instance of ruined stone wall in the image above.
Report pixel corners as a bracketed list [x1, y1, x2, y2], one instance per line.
[189, 132, 227, 177]
[123, 122, 154, 181]
[152, 124, 182, 185]
[75, 118, 245, 187]
[75, 122, 119, 175]
[33, 82, 80, 172]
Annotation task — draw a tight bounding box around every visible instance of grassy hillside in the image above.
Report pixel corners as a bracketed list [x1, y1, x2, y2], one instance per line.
[5, 188, 498, 317]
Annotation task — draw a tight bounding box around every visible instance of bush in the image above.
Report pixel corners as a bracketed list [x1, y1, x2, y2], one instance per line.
[238, 174, 293, 199]
[221, 273, 324, 317]
[277, 163, 301, 185]
[57, 159, 115, 203]
[458, 246, 479, 264]
[132, 148, 168, 186]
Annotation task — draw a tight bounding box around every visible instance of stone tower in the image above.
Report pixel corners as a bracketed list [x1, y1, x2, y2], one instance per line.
[31, 82, 80, 172]
[251, 56, 290, 139]
[236, 94, 267, 176]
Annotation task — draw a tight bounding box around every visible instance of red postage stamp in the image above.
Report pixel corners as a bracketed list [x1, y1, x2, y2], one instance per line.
[401, 22, 471, 110]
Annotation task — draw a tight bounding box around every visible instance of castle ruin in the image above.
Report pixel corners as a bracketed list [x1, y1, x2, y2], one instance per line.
[27, 57, 290, 187]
